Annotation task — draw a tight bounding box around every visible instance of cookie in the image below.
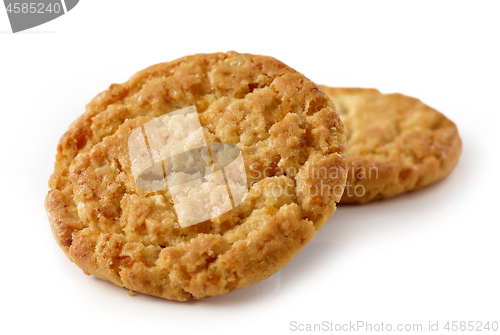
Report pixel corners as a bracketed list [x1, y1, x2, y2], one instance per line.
[319, 86, 461, 204]
[45, 52, 347, 301]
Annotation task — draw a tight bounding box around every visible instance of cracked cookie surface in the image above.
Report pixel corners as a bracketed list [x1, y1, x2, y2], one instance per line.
[320, 86, 461, 204]
[45, 52, 347, 301]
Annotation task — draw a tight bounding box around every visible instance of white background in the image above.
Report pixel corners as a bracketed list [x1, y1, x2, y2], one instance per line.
[1, 1, 499, 334]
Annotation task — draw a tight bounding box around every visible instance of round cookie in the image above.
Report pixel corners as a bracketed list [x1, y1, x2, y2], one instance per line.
[45, 52, 347, 301]
[320, 86, 461, 204]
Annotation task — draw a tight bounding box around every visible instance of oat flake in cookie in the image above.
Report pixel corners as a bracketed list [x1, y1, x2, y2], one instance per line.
[320, 86, 461, 204]
[45, 52, 347, 301]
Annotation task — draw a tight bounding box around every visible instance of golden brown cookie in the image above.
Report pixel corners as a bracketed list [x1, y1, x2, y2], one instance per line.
[45, 52, 347, 301]
[320, 86, 461, 204]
